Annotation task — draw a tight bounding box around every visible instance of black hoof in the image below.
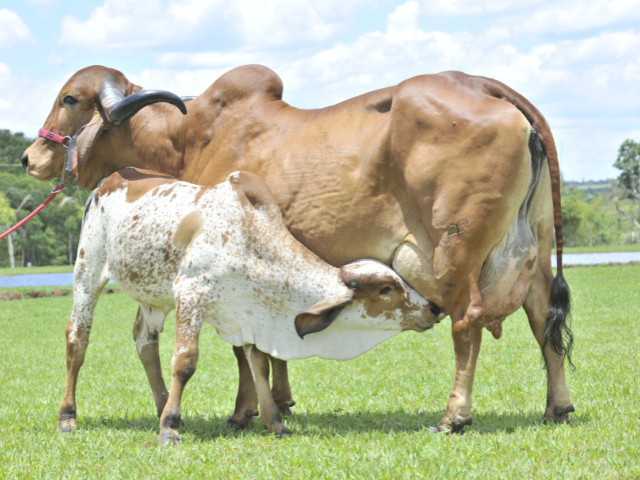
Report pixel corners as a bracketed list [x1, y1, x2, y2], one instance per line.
[278, 400, 296, 416]
[435, 416, 473, 434]
[59, 425, 75, 433]
[158, 432, 179, 446]
[543, 403, 575, 424]
[279, 405, 295, 416]
[275, 426, 291, 437]
[226, 408, 258, 430]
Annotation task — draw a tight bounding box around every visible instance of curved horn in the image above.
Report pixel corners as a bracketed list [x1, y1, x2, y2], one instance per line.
[97, 84, 187, 126]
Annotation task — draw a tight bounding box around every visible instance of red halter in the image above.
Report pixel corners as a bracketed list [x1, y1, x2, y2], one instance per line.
[38, 128, 69, 145]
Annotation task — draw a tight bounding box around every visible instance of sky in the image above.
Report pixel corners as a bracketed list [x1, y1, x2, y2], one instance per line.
[1, 0, 639, 181]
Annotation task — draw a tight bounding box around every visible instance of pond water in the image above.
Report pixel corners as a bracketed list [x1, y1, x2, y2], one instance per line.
[1, 252, 638, 288]
[551, 251, 640, 267]
[0, 273, 113, 289]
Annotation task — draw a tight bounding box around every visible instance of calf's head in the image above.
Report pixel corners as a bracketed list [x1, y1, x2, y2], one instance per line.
[22, 65, 186, 188]
[295, 260, 446, 339]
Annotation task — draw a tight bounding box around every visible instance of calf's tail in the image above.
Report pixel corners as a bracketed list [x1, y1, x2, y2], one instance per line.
[459, 73, 574, 367]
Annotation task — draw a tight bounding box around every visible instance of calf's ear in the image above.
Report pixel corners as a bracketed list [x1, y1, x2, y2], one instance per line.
[294, 292, 353, 339]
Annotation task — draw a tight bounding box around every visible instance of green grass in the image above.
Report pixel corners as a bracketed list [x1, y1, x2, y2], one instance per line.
[0, 265, 75, 276]
[1, 266, 639, 478]
[556, 244, 640, 254]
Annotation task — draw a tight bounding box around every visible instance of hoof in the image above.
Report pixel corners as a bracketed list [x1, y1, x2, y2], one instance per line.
[226, 408, 258, 430]
[435, 415, 473, 434]
[543, 403, 575, 424]
[278, 401, 296, 416]
[58, 418, 77, 433]
[275, 426, 291, 438]
[158, 432, 179, 446]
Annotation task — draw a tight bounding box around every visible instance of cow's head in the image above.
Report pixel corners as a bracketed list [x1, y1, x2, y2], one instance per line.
[294, 260, 447, 338]
[22, 65, 186, 189]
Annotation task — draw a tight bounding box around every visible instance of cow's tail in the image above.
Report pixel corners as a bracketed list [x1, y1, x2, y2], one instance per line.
[474, 75, 573, 367]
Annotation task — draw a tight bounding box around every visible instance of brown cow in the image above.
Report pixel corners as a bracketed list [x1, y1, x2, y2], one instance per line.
[23, 65, 573, 432]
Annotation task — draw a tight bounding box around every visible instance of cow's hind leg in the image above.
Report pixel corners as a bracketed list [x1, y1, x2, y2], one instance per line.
[524, 265, 573, 423]
[270, 357, 295, 415]
[226, 346, 259, 430]
[243, 345, 289, 436]
[132, 305, 169, 418]
[58, 281, 108, 432]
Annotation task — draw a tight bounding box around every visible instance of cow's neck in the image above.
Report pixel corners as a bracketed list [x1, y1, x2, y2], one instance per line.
[88, 104, 188, 188]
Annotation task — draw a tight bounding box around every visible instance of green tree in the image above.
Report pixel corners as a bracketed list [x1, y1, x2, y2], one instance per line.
[0, 191, 17, 268]
[614, 139, 640, 243]
[0, 130, 90, 267]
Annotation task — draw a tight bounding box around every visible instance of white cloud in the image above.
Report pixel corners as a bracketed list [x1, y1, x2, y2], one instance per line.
[58, 0, 213, 50]
[156, 51, 264, 69]
[58, 0, 369, 50]
[7, 0, 640, 180]
[505, 0, 640, 35]
[0, 9, 34, 49]
[0, 64, 67, 136]
[421, 0, 539, 16]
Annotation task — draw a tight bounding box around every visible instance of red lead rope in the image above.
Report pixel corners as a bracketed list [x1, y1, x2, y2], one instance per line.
[0, 185, 66, 240]
[0, 128, 69, 240]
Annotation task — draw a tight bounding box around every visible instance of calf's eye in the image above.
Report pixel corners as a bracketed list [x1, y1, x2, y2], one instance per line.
[63, 96, 78, 105]
[379, 287, 392, 295]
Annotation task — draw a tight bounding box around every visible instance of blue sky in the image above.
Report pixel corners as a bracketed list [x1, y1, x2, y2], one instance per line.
[1, 0, 640, 181]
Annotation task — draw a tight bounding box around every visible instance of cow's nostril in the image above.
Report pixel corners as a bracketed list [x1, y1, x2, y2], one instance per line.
[21, 154, 28, 169]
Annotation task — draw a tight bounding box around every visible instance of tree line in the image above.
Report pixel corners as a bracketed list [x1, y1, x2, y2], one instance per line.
[1, 129, 639, 268]
[0, 130, 87, 268]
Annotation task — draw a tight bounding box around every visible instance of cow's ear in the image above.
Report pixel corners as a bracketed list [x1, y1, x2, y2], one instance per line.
[66, 108, 107, 185]
[294, 292, 353, 339]
[126, 83, 143, 95]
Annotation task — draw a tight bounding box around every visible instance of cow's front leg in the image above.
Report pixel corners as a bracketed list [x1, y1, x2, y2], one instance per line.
[270, 357, 295, 415]
[436, 276, 484, 433]
[243, 345, 289, 436]
[158, 299, 202, 446]
[132, 305, 169, 418]
[524, 265, 573, 424]
[226, 346, 259, 430]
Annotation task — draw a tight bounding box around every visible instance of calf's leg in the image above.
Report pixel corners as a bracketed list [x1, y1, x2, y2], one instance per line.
[226, 346, 259, 429]
[58, 287, 105, 432]
[132, 305, 169, 418]
[523, 265, 573, 423]
[157, 299, 202, 446]
[243, 345, 289, 436]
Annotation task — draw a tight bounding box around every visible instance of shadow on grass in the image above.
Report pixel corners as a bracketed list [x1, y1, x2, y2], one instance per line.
[77, 407, 591, 441]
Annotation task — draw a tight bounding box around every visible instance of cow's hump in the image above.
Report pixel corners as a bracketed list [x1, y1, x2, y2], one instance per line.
[209, 65, 283, 105]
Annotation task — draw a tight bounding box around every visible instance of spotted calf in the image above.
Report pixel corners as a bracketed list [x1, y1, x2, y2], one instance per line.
[59, 168, 443, 444]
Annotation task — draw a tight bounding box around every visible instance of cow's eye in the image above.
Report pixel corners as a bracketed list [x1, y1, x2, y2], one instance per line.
[63, 96, 78, 105]
[380, 287, 392, 295]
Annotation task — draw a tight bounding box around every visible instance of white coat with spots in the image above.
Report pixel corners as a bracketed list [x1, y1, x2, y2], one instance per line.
[59, 168, 443, 443]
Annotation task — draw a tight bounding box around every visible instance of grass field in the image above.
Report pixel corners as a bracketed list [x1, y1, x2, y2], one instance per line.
[1, 266, 639, 478]
[0, 265, 75, 276]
